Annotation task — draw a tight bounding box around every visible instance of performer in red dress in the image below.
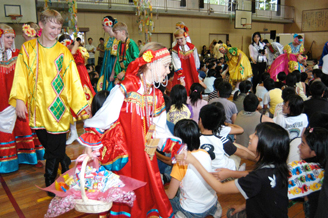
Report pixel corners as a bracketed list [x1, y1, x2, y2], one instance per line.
[78, 42, 186, 217]
[172, 29, 205, 95]
[0, 24, 44, 173]
[59, 34, 95, 145]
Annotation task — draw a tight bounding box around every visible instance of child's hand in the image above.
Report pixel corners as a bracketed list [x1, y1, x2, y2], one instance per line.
[212, 168, 233, 181]
[85, 147, 93, 160]
[230, 203, 246, 216]
[176, 151, 197, 165]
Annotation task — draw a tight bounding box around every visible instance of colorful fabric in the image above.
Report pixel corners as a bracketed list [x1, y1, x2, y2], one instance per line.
[283, 42, 304, 55]
[97, 37, 119, 91]
[9, 39, 89, 133]
[172, 42, 200, 95]
[78, 73, 185, 217]
[288, 160, 324, 200]
[225, 47, 252, 84]
[113, 38, 139, 79]
[0, 49, 44, 174]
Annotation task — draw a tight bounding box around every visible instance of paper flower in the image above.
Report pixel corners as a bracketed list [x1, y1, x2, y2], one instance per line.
[143, 51, 153, 62]
[22, 24, 37, 37]
[103, 18, 113, 27]
[0, 29, 3, 38]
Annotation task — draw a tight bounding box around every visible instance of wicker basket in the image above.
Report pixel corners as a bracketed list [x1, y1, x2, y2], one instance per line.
[74, 156, 112, 213]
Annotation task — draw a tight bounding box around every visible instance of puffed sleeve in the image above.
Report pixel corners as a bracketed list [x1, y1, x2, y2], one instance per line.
[172, 50, 182, 72]
[84, 85, 124, 130]
[194, 47, 200, 70]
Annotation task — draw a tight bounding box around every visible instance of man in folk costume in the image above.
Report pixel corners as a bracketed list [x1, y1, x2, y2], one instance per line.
[172, 29, 205, 95]
[9, 9, 90, 196]
[112, 22, 139, 85]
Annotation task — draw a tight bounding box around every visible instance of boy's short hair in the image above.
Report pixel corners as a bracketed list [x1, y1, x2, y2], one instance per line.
[263, 78, 275, 91]
[199, 104, 222, 131]
[174, 119, 200, 151]
[218, 81, 232, 98]
[214, 78, 223, 90]
[277, 71, 286, 82]
[76, 37, 81, 42]
[99, 37, 104, 41]
[243, 93, 259, 112]
[88, 37, 93, 41]
[310, 81, 326, 97]
[313, 69, 323, 79]
[113, 22, 129, 37]
[281, 87, 296, 102]
[301, 72, 308, 82]
[40, 9, 64, 25]
[261, 72, 271, 83]
[285, 73, 297, 87]
[285, 94, 304, 116]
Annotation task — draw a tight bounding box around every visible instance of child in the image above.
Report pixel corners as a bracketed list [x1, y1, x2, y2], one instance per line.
[199, 104, 254, 171]
[273, 87, 296, 118]
[211, 102, 244, 138]
[298, 128, 328, 218]
[304, 82, 328, 120]
[91, 90, 110, 117]
[165, 119, 219, 217]
[263, 78, 283, 117]
[112, 22, 139, 84]
[275, 71, 286, 89]
[187, 83, 207, 123]
[179, 122, 290, 218]
[293, 70, 308, 100]
[233, 80, 252, 112]
[255, 72, 270, 109]
[204, 63, 217, 94]
[235, 93, 272, 148]
[209, 81, 238, 124]
[167, 85, 191, 124]
[274, 94, 308, 140]
[208, 77, 223, 102]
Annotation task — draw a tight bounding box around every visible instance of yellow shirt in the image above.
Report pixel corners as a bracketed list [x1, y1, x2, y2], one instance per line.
[9, 39, 88, 133]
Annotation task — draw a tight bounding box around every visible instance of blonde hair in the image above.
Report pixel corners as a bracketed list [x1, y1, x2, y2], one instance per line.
[40, 9, 64, 25]
[176, 21, 185, 26]
[113, 22, 129, 37]
[174, 29, 185, 38]
[0, 24, 13, 31]
[138, 42, 167, 74]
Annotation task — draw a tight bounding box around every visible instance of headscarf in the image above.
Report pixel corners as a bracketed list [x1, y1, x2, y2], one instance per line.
[102, 16, 117, 27]
[125, 48, 171, 77]
[0, 27, 16, 61]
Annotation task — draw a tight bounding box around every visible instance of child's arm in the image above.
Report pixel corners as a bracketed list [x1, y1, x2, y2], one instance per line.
[225, 122, 244, 135]
[233, 143, 257, 161]
[156, 151, 172, 166]
[212, 168, 249, 181]
[231, 113, 237, 124]
[71, 42, 79, 55]
[165, 177, 180, 199]
[179, 152, 239, 194]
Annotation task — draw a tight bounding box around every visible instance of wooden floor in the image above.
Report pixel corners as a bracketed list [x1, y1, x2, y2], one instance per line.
[0, 122, 305, 218]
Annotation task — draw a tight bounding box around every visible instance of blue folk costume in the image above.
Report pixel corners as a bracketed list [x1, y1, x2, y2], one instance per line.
[97, 16, 120, 92]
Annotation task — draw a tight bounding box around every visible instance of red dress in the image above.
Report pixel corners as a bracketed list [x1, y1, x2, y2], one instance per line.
[0, 49, 44, 174]
[78, 75, 184, 217]
[71, 49, 95, 119]
[172, 42, 200, 95]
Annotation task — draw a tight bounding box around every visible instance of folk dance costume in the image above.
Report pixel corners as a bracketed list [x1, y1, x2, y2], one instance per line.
[219, 44, 253, 85]
[172, 23, 191, 47]
[9, 38, 89, 186]
[0, 29, 44, 173]
[269, 54, 306, 81]
[97, 16, 119, 92]
[283, 34, 304, 55]
[172, 42, 200, 95]
[113, 38, 139, 83]
[266, 42, 284, 66]
[78, 48, 185, 217]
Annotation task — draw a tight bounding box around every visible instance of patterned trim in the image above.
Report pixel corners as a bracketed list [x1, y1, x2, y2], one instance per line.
[110, 211, 131, 217]
[178, 48, 195, 57]
[0, 140, 16, 145]
[76, 104, 89, 116]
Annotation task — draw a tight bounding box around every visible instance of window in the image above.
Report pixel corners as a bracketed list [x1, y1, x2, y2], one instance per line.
[204, 0, 227, 6]
[257, 0, 277, 11]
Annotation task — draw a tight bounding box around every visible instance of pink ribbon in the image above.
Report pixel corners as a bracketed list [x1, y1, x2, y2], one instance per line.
[75, 151, 100, 169]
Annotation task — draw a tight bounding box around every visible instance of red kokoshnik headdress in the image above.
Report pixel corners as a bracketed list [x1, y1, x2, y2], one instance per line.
[125, 48, 171, 77]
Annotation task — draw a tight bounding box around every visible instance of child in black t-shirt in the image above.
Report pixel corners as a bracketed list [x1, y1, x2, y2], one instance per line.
[178, 122, 290, 218]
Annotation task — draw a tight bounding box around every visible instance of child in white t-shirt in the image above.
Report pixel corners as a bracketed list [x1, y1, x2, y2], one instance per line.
[274, 94, 308, 140]
[165, 119, 219, 217]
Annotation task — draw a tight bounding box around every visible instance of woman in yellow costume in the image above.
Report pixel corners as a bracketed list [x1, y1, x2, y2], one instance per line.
[218, 43, 252, 88]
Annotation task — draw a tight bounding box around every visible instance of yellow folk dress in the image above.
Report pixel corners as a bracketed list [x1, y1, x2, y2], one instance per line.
[9, 39, 89, 134]
[225, 47, 253, 84]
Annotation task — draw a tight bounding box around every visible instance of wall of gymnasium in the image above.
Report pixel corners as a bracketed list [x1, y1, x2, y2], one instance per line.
[284, 0, 328, 60]
[76, 11, 284, 64]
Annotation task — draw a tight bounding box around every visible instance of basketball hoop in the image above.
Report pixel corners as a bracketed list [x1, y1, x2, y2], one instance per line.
[8, 14, 23, 23]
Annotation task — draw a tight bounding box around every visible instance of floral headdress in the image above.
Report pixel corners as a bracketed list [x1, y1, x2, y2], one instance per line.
[174, 29, 188, 38]
[60, 38, 73, 47]
[102, 16, 117, 28]
[125, 48, 171, 77]
[22, 24, 37, 38]
[176, 23, 189, 33]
